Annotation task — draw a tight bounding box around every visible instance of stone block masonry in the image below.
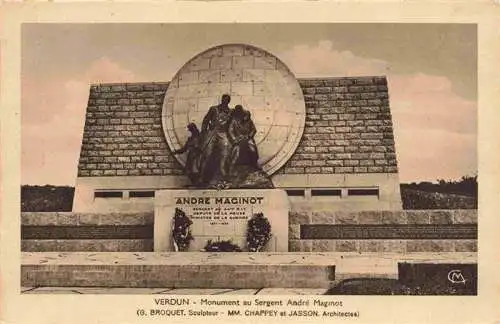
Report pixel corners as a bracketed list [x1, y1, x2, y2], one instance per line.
[78, 82, 183, 177]
[288, 209, 478, 253]
[77, 77, 397, 177]
[278, 77, 397, 175]
[22, 210, 476, 254]
[22, 252, 336, 288]
[21, 212, 154, 252]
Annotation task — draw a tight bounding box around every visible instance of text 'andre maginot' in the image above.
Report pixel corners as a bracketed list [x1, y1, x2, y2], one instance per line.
[175, 197, 265, 205]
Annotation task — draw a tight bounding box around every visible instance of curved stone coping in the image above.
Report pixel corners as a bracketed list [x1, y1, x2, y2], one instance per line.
[22, 252, 477, 266]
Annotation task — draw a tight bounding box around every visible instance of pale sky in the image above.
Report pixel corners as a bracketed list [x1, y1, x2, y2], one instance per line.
[21, 23, 477, 185]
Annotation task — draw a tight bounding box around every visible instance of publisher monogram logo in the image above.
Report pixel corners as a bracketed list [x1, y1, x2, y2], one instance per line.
[447, 270, 467, 284]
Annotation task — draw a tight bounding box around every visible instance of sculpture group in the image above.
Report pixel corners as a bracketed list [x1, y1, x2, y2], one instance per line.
[174, 94, 274, 189]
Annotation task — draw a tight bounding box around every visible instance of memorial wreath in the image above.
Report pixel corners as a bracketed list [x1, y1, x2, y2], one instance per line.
[171, 208, 194, 251]
[203, 239, 243, 252]
[246, 212, 272, 252]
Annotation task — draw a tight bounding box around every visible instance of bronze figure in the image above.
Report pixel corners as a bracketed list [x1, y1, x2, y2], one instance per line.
[175, 94, 273, 189]
[173, 123, 201, 186]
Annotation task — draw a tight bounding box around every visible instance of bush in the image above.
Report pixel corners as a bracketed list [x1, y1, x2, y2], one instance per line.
[21, 185, 74, 212]
[401, 188, 477, 209]
[401, 175, 478, 197]
[400, 175, 478, 209]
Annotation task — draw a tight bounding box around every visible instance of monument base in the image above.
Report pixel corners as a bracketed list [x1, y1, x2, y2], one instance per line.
[154, 189, 289, 252]
[21, 252, 477, 290]
[21, 252, 335, 288]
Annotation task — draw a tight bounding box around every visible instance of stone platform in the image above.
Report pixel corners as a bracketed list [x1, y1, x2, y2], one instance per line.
[22, 252, 334, 288]
[21, 287, 329, 295]
[21, 252, 476, 290]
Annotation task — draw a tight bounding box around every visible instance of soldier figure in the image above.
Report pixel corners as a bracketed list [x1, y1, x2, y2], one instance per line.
[198, 94, 233, 185]
[178, 94, 273, 189]
[228, 105, 259, 171]
[173, 123, 202, 186]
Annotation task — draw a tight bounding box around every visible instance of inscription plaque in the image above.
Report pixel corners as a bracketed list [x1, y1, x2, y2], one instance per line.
[155, 189, 289, 251]
[300, 224, 478, 240]
[21, 225, 153, 240]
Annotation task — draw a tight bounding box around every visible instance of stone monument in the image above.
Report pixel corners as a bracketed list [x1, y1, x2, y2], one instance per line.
[153, 44, 310, 252]
[155, 91, 290, 252]
[72, 44, 404, 252]
[20, 43, 477, 293]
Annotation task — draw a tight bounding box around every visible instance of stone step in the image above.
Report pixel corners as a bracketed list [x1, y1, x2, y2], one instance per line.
[22, 252, 336, 288]
[22, 252, 476, 289]
[20, 287, 330, 295]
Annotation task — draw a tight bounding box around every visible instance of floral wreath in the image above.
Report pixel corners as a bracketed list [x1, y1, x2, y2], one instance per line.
[246, 212, 272, 252]
[172, 207, 194, 251]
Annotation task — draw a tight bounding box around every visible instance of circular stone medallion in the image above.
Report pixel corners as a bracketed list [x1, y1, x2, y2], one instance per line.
[162, 44, 306, 175]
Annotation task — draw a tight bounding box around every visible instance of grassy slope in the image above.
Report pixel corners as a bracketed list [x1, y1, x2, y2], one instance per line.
[400, 187, 477, 210]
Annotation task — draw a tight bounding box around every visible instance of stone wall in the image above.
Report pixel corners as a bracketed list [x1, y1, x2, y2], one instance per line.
[21, 212, 153, 252]
[289, 209, 477, 253]
[22, 210, 476, 253]
[78, 82, 182, 177]
[78, 76, 397, 177]
[278, 77, 397, 175]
